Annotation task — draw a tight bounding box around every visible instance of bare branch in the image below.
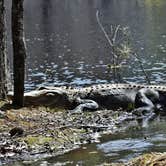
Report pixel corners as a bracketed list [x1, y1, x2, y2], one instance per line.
[96, 10, 113, 47]
[112, 25, 120, 44]
[134, 53, 151, 84]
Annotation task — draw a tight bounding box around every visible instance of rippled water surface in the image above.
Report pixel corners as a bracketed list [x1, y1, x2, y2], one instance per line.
[18, 119, 166, 166]
[6, 0, 166, 90]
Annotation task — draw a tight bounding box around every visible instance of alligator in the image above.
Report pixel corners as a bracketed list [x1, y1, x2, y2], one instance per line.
[8, 83, 166, 116]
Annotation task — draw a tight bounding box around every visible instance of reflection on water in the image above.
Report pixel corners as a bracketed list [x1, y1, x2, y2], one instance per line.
[98, 139, 153, 153]
[20, 119, 166, 165]
[6, 0, 166, 90]
[97, 119, 166, 163]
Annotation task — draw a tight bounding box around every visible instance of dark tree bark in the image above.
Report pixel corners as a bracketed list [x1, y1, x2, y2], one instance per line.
[12, 0, 26, 106]
[0, 0, 8, 99]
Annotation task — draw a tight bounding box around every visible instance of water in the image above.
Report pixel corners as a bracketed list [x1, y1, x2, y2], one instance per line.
[6, 0, 166, 90]
[19, 119, 166, 165]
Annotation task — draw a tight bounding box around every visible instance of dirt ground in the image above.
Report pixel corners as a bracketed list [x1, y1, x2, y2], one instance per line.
[0, 100, 165, 165]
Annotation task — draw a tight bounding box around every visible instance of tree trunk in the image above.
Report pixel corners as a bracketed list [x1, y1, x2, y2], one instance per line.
[12, 0, 26, 106]
[0, 0, 8, 99]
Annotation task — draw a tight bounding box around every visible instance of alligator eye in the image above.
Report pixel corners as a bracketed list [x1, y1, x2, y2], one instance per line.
[38, 86, 46, 90]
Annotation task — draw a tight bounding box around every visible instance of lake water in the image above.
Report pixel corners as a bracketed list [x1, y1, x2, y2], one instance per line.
[12, 118, 166, 166]
[5, 0, 166, 165]
[39, 119, 166, 165]
[6, 0, 166, 90]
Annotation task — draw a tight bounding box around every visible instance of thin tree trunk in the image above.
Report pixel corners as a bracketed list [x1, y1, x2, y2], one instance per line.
[12, 0, 26, 106]
[0, 0, 8, 99]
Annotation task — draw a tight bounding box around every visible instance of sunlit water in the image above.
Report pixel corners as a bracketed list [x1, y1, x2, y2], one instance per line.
[6, 0, 166, 90]
[5, 0, 166, 165]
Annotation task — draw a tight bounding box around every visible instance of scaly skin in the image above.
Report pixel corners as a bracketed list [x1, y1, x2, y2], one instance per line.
[16, 83, 165, 111]
[7, 83, 166, 114]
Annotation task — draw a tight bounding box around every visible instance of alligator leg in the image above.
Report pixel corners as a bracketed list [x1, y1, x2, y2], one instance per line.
[69, 97, 99, 113]
[135, 88, 159, 107]
[133, 88, 159, 118]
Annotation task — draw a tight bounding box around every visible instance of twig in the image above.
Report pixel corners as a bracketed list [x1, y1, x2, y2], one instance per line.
[112, 25, 120, 44]
[96, 10, 113, 47]
[96, 10, 118, 66]
[134, 53, 151, 84]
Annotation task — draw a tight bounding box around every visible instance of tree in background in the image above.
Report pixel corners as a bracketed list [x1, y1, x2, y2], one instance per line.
[0, 0, 8, 99]
[12, 0, 26, 106]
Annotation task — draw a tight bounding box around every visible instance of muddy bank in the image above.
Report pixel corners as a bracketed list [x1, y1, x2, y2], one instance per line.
[0, 100, 141, 165]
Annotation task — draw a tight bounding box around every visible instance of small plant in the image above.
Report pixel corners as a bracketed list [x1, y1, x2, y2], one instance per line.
[96, 10, 151, 84]
[96, 11, 131, 68]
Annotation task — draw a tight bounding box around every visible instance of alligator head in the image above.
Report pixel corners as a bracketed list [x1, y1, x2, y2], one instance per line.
[24, 88, 73, 108]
